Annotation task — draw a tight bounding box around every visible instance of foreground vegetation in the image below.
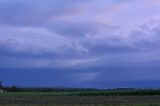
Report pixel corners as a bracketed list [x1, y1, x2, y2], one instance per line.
[0, 91, 160, 106]
[0, 95, 160, 106]
[1, 86, 160, 106]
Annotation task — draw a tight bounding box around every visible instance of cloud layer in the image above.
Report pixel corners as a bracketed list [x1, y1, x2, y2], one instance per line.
[0, 0, 160, 88]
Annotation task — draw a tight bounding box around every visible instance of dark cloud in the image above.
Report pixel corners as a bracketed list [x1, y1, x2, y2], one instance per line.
[0, 0, 160, 88]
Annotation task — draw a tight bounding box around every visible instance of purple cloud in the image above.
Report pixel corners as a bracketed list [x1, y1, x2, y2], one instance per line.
[0, 0, 160, 88]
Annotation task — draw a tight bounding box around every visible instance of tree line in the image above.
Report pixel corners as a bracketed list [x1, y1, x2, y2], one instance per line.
[1, 81, 160, 96]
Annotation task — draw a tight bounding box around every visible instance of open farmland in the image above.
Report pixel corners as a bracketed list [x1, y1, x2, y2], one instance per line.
[0, 91, 160, 106]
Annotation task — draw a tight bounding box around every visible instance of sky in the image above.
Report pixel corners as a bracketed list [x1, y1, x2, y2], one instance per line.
[0, 0, 160, 88]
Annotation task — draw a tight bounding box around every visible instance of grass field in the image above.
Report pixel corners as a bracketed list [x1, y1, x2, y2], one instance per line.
[0, 92, 160, 106]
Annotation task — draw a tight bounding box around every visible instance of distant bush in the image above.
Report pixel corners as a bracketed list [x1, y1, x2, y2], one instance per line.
[0, 81, 3, 89]
[2, 86, 160, 96]
[3, 87, 100, 92]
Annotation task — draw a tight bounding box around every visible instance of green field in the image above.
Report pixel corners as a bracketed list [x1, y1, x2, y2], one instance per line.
[0, 91, 160, 106]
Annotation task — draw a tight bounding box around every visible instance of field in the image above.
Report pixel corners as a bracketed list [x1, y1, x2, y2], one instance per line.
[0, 91, 160, 106]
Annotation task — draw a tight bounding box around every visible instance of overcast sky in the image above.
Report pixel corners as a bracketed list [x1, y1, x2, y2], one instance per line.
[1, 0, 160, 88]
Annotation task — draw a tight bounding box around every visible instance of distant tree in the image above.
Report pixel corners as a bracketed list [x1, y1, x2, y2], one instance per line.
[11, 86, 18, 92]
[0, 81, 2, 89]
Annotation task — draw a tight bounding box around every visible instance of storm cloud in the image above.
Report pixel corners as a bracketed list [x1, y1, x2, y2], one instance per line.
[0, 0, 160, 88]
